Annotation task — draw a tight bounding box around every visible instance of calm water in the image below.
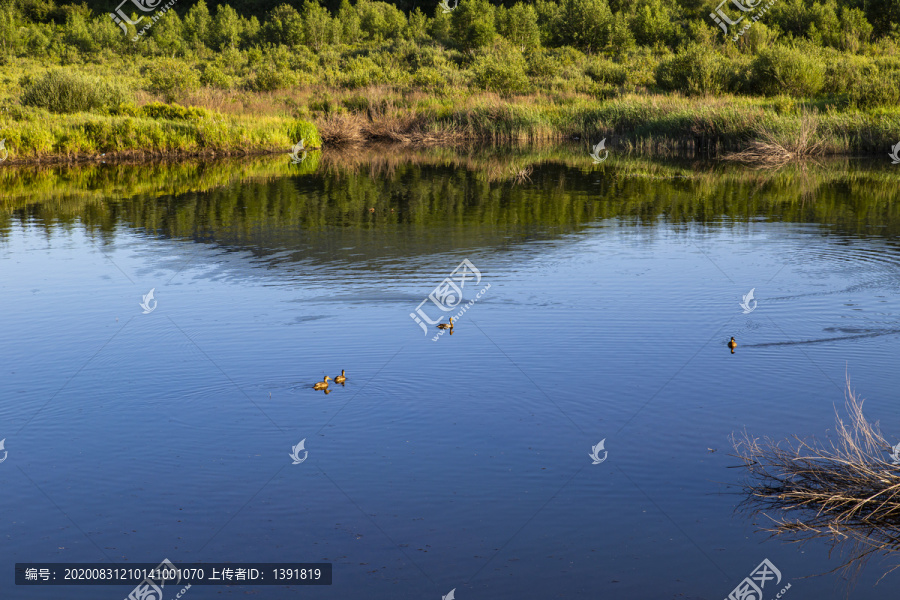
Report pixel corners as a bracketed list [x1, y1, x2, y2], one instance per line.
[2, 150, 900, 599]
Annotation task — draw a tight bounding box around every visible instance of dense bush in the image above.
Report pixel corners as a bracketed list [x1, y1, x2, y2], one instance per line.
[20, 69, 131, 113]
[656, 44, 727, 96]
[472, 42, 530, 94]
[0, 0, 899, 112]
[143, 59, 201, 102]
[584, 56, 626, 85]
[140, 102, 212, 121]
[749, 45, 825, 97]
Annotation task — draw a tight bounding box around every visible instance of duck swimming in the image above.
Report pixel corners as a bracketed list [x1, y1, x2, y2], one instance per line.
[728, 337, 737, 353]
[334, 370, 346, 384]
[436, 317, 454, 330]
[313, 376, 332, 390]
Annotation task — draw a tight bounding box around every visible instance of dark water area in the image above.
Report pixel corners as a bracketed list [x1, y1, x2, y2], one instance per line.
[2, 149, 900, 599]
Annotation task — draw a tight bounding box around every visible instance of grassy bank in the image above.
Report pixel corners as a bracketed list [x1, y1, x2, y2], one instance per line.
[1, 0, 899, 162]
[2, 83, 898, 163]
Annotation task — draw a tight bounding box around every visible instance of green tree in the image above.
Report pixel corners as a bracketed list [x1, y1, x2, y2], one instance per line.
[151, 10, 185, 57]
[498, 4, 540, 52]
[337, 0, 361, 44]
[183, 0, 212, 49]
[629, 0, 679, 48]
[451, 0, 496, 53]
[551, 0, 613, 53]
[406, 6, 428, 41]
[211, 4, 242, 50]
[303, 0, 331, 51]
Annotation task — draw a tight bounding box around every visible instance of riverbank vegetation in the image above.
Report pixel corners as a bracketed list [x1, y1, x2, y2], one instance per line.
[732, 384, 900, 579]
[0, 0, 899, 161]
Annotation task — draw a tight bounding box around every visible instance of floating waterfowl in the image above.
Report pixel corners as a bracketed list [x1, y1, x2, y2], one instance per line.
[436, 317, 454, 330]
[334, 370, 346, 384]
[313, 376, 332, 390]
[728, 337, 737, 353]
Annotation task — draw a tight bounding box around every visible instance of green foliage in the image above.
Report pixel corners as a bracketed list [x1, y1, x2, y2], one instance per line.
[200, 64, 235, 89]
[211, 4, 244, 50]
[246, 60, 300, 91]
[550, 0, 613, 52]
[20, 69, 131, 114]
[656, 43, 727, 95]
[339, 55, 386, 88]
[497, 4, 541, 52]
[357, 0, 407, 42]
[750, 45, 825, 97]
[287, 118, 322, 147]
[584, 56, 626, 85]
[140, 102, 212, 121]
[849, 71, 900, 109]
[143, 59, 201, 102]
[629, 0, 679, 48]
[303, 0, 332, 51]
[451, 0, 497, 52]
[262, 4, 304, 46]
[472, 41, 530, 94]
[183, 0, 212, 48]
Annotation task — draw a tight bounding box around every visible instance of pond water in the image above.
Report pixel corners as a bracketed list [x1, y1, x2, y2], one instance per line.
[2, 149, 900, 599]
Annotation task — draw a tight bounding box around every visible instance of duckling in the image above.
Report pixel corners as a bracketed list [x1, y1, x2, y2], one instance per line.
[436, 317, 454, 330]
[334, 370, 346, 384]
[313, 376, 332, 390]
[728, 337, 737, 353]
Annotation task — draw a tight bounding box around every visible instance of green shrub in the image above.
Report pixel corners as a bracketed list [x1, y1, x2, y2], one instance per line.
[287, 118, 323, 148]
[144, 59, 201, 102]
[412, 66, 449, 92]
[750, 45, 825, 97]
[550, 0, 613, 52]
[20, 70, 131, 114]
[584, 56, 626, 85]
[849, 71, 900, 109]
[139, 102, 212, 121]
[200, 64, 235, 89]
[656, 44, 727, 95]
[339, 55, 385, 88]
[246, 62, 299, 91]
[472, 43, 530, 94]
[451, 0, 497, 52]
[823, 52, 875, 96]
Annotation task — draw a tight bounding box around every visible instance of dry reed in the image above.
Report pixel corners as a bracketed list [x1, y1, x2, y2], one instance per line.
[723, 111, 826, 166]
[731, 380, 900, 581]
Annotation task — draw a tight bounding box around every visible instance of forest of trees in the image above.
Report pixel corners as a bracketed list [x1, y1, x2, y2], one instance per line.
[0, 0, 898, 105]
